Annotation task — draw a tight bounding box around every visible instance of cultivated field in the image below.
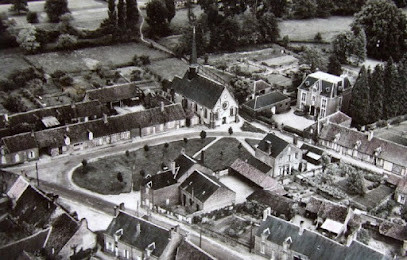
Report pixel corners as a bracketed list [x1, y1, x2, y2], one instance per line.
[279, 16, 353, 42]
[146, 58, 188, 81]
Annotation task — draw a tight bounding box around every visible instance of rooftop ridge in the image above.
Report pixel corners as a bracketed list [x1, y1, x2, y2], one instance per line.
[195, 170, 220, 187]
[118, 210, 170, 232]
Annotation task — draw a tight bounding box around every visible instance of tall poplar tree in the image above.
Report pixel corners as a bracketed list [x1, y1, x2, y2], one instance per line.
[383, 58, 401, 119]
[369, 65, 384, 122]
[126, 0, 139, 33]
[349, 66, 370, 126]
[165, 0, 176, 23]
[117, 0, 126, 31]
[10, 0, 28, 14]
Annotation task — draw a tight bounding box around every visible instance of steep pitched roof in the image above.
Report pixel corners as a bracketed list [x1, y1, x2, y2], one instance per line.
[247, 190, 293, 218]
[323, 111, 352, 126]
[257, 133, 289, 158]
[244, 91, 289, 110]
[105, 211, 171, 258]
[170, 73, 226, 109]
[142, 170, 177, 190]
[86, 82, 143, 103]
[319, 123, 407, 167]
[230, 158, 283, 191]
[44, 213, 80, 254]
[174, 153, 197, 180]
[379, 221, 407, 241]
[257, 215, 388, 260]
[176, 239, 216, 260]
[180, 171, 228, 203]
[306, 197, 348, 223]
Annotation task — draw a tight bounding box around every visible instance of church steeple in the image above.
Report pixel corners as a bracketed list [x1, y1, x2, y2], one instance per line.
[188, 26, 198, 79]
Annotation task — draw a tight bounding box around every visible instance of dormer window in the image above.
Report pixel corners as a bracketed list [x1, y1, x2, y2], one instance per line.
[334, 133, 341, 142]
[114, 229, 123, 242]
[262, 228, 270, 240]
[146, 181, 152, 189]
[354, 140, 361, 149]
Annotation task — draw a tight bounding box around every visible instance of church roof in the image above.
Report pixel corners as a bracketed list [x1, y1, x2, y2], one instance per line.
[170, 73, 225, 109]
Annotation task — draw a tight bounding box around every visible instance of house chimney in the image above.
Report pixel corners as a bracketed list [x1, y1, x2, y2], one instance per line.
[170, 161, 176, 176]
[201, 150, 205, 164]
[368, 131, 374, 141]
[266, 140, 272, 155]
[263, 207, 271, 221]
[160, 101, 165, 112]
[71, 101, 76, 109]
[114, 205, 119, 216]
[66, 126, 70, 132]
[31, 130, 35, 137]
[88, 130, 93, 140]
[103, 113, 108, 124]
[136, 222, 141, 238]
[4, 114, 8, 122]
[119, 202, 125, 211]
[299, 220, 305, 235]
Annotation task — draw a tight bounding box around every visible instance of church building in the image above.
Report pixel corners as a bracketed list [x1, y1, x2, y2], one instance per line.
[169, 28, 238, 128]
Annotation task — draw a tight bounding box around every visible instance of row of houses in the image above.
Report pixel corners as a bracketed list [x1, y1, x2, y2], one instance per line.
[0, 103, 186, 165]
[318, 122, 407, 176]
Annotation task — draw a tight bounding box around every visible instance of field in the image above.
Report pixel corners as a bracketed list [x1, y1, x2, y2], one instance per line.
[0, 51, 32, 80]
[146, 58, 188, 81]
[25, 43, 171, 74]
[279, 16, 353, 42]
[72, 138, 215, 195]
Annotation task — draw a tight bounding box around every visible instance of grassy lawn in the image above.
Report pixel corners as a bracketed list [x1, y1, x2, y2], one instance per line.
[26, 43, 171, 74]
[72, 138, 215, 194]
[146, 58, 188, 81]
[0, 52, 32, 80]
[198, 138, 253, 172]
[241, 122, 266, 134]
[279, 16, 352, 42]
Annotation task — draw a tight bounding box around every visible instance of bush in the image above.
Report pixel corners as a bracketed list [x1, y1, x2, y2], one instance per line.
[27, 12, 39, 24]
[144, 144, 149, 152]
[164, 142, 169, 148]
[200, 130, 207, 140]
[59, 74, 74, 86]
[183, 137, 188, 144]
[314, 32, 322, 43]
[56, 33, 78, 49]
[228, 127, 233, 135]
[125, 150, 130, 157]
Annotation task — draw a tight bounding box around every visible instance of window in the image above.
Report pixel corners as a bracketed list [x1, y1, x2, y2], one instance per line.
[230, 107, 234, 116]
[301, 92, 306, 102]
[28, 150, 35, 159]
[295, 153, 298, 159]
[321, 98, 327, 109]
[204, 108, 208, 118]
[260, 241, 266, 254]
[106, 242, 113, 251]
[124, 249, 129, 259]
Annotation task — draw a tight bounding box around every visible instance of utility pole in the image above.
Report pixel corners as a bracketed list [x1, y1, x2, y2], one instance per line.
[35, 162, 39, 187]
[199, 225, 202, 248]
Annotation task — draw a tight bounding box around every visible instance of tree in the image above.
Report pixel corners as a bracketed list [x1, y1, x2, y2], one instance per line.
[316, 0, 334, 17]
[327, 55, 342, 76]
[100, 0, 118, 35]
[292, 0, 317, 19]
[146, 0, 169, 36]
[350, 26, 367, 65]
[44, 0, 70, 23]
[26, 11, 39, 23]
[353, 0, 407, 61]
[332, 29, 366, 65]
[126, 0, 139, 33]
[257, 12, 279, 43]
[210, 16, 240, 51]
[165, 0, 176, 23]
[240, 13, 261, 45]
[56, 33, 77, 49]
[349, 66, 371, 126]
[200, 130, 207, 140]
[117, 0, 126, 30]
[117, 172, 123, 182]
[383, 58, 403, 119]
[10, 0, 28, 15]
[347, 169, 367, 196]
[82, 159, 88, 167]
[175, 24, 208, 57]
[228, 127, 233, 135]
[332, 32, 354, 64]
[15, 25, 40, 54]
[369, 65, 384, 122]
[230, 77, 250, 104]
[299, 47, 325, 72]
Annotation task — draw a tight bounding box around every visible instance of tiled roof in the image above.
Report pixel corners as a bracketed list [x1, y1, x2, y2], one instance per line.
[142, 170, 177, 190]
[253, 80, 272, 92]
[2, 104, 186, 150]
[396, 178, 407, 194]
[306, 197, 348, 223]
[246, 157, 272, 173]
[257, 133, 289, 158]
[170, 73, 225, 109]
[247, 190, 293, 218]
[323, 111, 351, 125]
[257, 215, 388, 260]
[174, 153, 197, 180]
[2, 132, 37, 153]
[244, 91, 289, 110]
[180, 171, 227, 203]
[176, 239, 216, 260]
[86, 82, 143, 103]
[44, 213, 79, 254]
[319, 123, 407, 167]
[379, 221, 407, 241]
[230, 159, 282, 190]
[105, 211, 170, 258]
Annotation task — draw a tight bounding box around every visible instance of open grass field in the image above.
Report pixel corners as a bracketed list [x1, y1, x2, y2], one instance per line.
[0, 51, 32, 80]
[197, 137, 254, 172]
[25, 42, 171, 74]
[146, 57, 188, 81]
[279, 16, 352, 42]
[72, 138, 215, 194]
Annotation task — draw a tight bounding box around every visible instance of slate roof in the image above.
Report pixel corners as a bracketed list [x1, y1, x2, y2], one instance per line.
[174, 153, 197, 180]
[253, 80, 272, 92]
[3, 104, 185, 151]
[319, 123, 407, 167]
[396, 178, 407, 194]
[323, 111, 351, 126]
[379, 221, 407, 241]
[265, 74, 292, 87]
[244, 91, 289, 110]
[2, 132, 37, 153]
[44, 213, 80, 254]
[105, 211, 170, 258]
[299, 72, 351, 98]
[257, 215, 388, 260]
[257, 133, 289, 158]
[247, 190, 293, 218]
[306, 197, 348, 223]
[180, 171, 231, 203]
[86, 82, 143, 103]
[230, 158, 283, 191]
[246, 157, 272, 173]
[300, 143, 324, 156]
[170, 73, 225, 109]
[176, 239, 216, 260]
[142, 170, 177, 190]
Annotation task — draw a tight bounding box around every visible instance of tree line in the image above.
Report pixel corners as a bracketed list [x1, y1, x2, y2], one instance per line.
[349, 57, 407, 126]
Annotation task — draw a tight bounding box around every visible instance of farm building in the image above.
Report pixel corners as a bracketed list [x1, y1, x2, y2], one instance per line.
[242, 91, 290, 117]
